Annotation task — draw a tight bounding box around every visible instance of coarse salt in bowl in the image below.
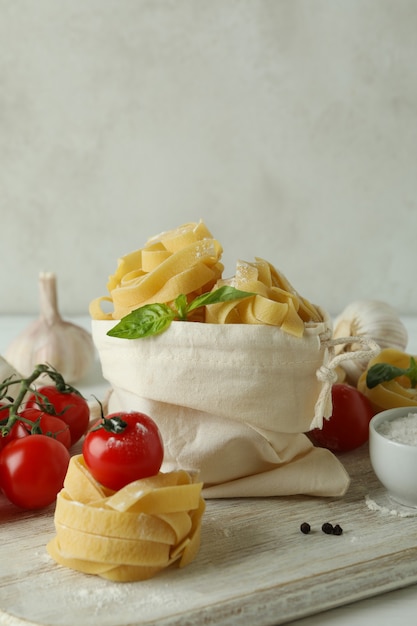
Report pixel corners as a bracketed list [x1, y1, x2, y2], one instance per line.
[369, 407, 417, 508]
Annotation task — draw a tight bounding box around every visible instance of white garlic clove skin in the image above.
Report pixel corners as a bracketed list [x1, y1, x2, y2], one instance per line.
[0, 354, 20, 380]
[5, 272, 96, 384]
[5, 317, 96, 384]
[332, 299, 408, 386]
[0, 355, 22, 401]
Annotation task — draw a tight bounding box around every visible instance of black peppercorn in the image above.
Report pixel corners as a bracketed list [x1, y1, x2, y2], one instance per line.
[321, 522, 334, 535]
[333, 524, 343, 535]
[300, 522, 311, 534]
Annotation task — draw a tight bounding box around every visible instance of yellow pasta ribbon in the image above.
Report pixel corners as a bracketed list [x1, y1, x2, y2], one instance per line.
[206, 259, 322, 337]
[47, 455, 205, 582]
[357, 348, 417, 412]
[90, 221, 224, 320]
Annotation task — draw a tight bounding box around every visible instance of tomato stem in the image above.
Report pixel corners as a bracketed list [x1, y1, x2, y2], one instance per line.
[93, 415, 128, 434]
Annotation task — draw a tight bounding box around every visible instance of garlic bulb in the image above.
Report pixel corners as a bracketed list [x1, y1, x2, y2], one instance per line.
[6, 272, 95, 383]
[0, 355, 22, 400]
[332, 300, 408, 385]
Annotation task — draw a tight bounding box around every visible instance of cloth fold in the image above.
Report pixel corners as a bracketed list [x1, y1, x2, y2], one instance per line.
[92, 315, 351, 499]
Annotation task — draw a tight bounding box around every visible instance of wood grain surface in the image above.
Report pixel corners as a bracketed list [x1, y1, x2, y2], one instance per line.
[1, 444, 417, 626]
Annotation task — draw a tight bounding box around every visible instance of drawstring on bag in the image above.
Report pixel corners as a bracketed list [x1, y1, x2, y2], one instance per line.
[312, 335, 381, 430]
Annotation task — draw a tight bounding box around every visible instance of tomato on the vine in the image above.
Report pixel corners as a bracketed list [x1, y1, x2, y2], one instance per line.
[1, 403, 29, 453]
[0, 435, 70, 509]
[309, 383, 375, 453]
[82, 411, 164, 491]
[26, 386, 90, 446]
[0, 403, 10, 447]
[0, 419, 29, 452]
[19, 408, 71, 449]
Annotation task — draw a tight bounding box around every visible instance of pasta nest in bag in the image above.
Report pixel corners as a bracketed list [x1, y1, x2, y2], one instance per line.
[89, 220, 323, 337]
[90, 221, 224, 322]
[47, 455, 205, 582]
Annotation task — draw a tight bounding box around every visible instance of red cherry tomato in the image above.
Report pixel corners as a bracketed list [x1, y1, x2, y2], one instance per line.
[19, 408, 71, 450]
[1, 403, 30, 453]
[26, 386, 90, 446]
[0, 435, 70, 509]
[82, 411, 164, 491]
[0, 419, 29, 452]
[309, 383, 375, 453]
[0, 402, 10, 444]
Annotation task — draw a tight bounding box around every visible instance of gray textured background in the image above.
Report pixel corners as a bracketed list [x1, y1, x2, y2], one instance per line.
[2, 1, 416, 315]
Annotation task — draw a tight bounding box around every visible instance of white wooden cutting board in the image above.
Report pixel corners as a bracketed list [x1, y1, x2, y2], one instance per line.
[1, 444, 417, 626]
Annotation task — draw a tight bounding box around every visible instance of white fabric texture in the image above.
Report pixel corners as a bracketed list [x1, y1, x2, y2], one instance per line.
[92, 315, 351, 498]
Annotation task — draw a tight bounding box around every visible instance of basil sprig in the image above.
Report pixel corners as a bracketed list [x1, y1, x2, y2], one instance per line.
[106, 286, 255, 339]
[366, 356, 417, 389]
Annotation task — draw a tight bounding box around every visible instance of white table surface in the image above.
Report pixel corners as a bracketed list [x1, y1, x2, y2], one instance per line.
[1, 313, 417, 626]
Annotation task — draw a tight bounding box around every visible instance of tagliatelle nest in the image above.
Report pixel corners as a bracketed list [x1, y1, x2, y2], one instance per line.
[47, 455, 205, 582]
[89, 220, 323, 338]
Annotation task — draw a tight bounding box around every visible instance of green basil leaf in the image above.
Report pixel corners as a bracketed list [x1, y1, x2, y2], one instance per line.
[174, 293, 188, 320]
[187, 286, 255, 313]
[106, 286, 255, 340]
[106, 303, 176, 339]
[366, 362, 407, 389]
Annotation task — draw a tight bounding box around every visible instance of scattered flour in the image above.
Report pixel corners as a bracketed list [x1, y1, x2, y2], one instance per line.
[365, 488, 417, 517]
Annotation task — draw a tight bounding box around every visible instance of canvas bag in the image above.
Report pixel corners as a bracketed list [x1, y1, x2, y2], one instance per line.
[92, 314, 379, 499]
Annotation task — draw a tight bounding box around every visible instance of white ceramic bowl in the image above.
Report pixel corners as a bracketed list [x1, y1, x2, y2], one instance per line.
[369, 406, 417, 508]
